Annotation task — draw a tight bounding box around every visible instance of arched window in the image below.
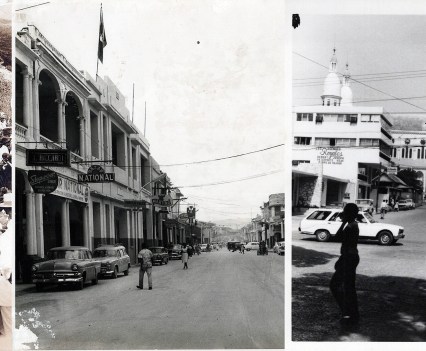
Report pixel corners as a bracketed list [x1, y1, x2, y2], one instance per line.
[409, 148, 413, 158]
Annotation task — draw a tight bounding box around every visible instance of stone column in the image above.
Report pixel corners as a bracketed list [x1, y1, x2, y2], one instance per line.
[56, 98, 67, 144]
[33, 79, 41, 141]
[25, 189, 37, 255]
[61, 199, 70, 246]
[35, 194, 45, 257]
[83, 205, 89, 249]
[22, 70, 33, 139]
[79, 115, 86, 158]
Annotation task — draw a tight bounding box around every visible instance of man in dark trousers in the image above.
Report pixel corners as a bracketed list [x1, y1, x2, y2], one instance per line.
[137, 243, 153, 290]
[330, 203, 360, 326]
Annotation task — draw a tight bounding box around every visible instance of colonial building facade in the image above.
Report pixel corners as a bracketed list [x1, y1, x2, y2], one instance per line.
[15, 25, 183, 276]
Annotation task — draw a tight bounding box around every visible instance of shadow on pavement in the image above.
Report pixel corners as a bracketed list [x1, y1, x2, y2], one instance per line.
[292, 245, 338, 268]
[292, 272, 426, 341]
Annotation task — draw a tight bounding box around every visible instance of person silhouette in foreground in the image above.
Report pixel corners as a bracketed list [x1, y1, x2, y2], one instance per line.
[330, 203, 360, 326]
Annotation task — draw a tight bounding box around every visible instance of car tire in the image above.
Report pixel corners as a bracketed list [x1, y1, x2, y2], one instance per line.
[165, 258, 168, 265]
[77, 280, 84, 290]
[36, 283, 43, 292]
[124, 265, 129, 276]
[92, 273, 98, 285]
[112, 267, 118, 279]
[315, 229, 331, 242]
[160, 259, 163, 265]
[378, 231, 394, 246]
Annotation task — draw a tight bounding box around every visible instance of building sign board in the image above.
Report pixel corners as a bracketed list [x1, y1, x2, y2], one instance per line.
[28, 170, 59, 194]
[78, 165, 115, 183]
[387, 166, 398, 175]
[52, 175, 89, 203]
[26, 149, 71, 167]
[316, 147, 344, 165]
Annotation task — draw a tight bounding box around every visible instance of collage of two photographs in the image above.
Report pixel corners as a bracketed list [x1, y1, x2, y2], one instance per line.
[1, 0, 426, 350]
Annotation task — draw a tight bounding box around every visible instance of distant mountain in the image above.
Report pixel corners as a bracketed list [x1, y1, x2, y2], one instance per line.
[212, 217, 252, 229]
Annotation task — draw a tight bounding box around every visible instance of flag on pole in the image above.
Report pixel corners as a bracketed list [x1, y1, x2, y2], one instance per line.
[98, 5, 107, 63]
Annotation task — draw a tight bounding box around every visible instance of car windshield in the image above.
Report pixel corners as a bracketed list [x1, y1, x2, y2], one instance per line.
[356, 200, 370, 205]
[48, 250, 82, 260]
[363, 212, 376, 223]
[93, 249, 116, 257]
[150, 248, 163, 253]
[172, 245, 181, 250]
[399, 200, 407, 203]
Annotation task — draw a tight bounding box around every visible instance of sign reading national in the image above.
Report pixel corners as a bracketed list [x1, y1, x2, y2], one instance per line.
[78, 165, 115, 183]
[26, 149, 71, 167]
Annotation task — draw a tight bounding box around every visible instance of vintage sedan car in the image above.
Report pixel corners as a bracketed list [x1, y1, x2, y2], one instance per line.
[149, 247, 169, 265]
[355, 199, 375, 214]
[93, 245, 131, 278]
[245, 242, 260, 251]
[299, 209, 405, 245]
[398, 199, 415, 210]
[200, 244, 208, 252]
[32, 246, 101, 291]
[169, 244, 183, 260]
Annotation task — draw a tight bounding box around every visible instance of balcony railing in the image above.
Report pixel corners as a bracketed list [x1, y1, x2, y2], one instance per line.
[16, 123, 27, 140]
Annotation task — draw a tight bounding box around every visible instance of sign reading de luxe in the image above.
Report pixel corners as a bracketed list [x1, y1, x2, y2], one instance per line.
[26, 149, 71, 167]
[28, 170, 59, 194]
[77, 165, 115, 183]
[316, 147, 344, 165]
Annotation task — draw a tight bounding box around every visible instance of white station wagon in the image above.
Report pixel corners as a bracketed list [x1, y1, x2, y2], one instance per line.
[299, 209, 405, 245]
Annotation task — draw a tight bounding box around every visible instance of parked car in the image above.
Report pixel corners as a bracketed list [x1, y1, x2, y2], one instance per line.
[398, 199, 415, 210]
[169, 244, 183, 260]
[32, 246, 101, 291]
[149, 247, 169, 265]
[355, 199, 375, 214]
[245, 242, 260, 251]
[93, 244, 131, 278]
[200, 244, 208, 252]
[299, 209, 405, 245]
[273, 241, 285, 255]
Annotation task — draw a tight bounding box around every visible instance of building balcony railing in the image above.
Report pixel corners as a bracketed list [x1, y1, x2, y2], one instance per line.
[16, 123, 27, 141]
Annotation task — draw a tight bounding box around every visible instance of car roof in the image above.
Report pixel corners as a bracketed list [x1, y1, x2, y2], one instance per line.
[149, 246, 165, 249]
[50, 246, 90, 251]
[95, 246, 125, 250]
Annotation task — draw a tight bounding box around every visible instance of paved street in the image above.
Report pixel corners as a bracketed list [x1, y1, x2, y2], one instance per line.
[292, 205, 426, 341]
[16, 249, 284, 350]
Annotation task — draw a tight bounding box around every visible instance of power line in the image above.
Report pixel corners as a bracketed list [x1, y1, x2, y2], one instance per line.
[293, 52, 426, 113]
[175, 169, 284, 188]
[16, 2, 50, 12]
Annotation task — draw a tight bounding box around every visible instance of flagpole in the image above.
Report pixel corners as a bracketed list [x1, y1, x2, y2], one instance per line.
[96, 3, 102, 81]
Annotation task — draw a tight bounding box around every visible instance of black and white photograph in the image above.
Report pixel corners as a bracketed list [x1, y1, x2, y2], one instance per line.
[291, 12, 426, 342]
[0, 1, 11, 350]
[13, 0, 285, 349]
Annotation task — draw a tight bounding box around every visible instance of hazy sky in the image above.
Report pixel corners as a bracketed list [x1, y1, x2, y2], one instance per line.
[15, 0, 286, 225]
[293, 15, 426, 120]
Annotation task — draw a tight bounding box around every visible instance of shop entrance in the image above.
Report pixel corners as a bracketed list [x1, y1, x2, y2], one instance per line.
[69, 201, 84, 246]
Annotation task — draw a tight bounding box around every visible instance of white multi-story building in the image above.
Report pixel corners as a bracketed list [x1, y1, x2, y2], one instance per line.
[292, 49, 393, 208]
[14, 25, 183, 277]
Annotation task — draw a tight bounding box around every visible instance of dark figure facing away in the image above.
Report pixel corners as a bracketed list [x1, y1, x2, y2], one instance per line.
[330, 203, 360, 326]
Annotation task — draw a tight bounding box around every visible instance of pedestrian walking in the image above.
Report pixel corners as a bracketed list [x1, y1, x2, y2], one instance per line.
[241, 243, 245, 254]
[330, 203, 360, 326]
[137, 243, 153, 290]
[182, 244, 189, 269]
[394, 201, 399, 212]
[380, 199, 388, 219]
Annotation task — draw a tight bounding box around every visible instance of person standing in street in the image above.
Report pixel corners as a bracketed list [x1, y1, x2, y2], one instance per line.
[330, 203, 360, 326]
[380, 199, 388, 219]
[241, 243, 245, 254]
[182, 244, 189, 269]
[137, 243, 153, 290]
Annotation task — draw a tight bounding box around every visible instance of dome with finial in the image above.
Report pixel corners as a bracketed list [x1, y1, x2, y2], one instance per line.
[341, 63, 353, 106]
[321, 48, 341, 105]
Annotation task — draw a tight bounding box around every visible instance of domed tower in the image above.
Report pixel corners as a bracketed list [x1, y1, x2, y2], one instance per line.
[321, 48, 342, 106]
[341, 63, 353, 106]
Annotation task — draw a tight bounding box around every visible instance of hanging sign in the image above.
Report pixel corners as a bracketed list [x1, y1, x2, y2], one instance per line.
[26, 149, 70, 167]
[316, 147, 344, 165]
[28, 170, 59, 194]
[78, 165, 115, 183]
